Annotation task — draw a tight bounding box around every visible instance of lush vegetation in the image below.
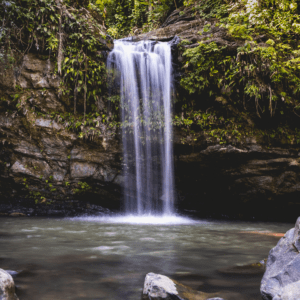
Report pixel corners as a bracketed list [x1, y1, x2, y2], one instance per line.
[177, 0, 300, 145]
[1, 0, 108, 119]
[95, 0, 180, 38]
[0, 0, 178, 138]
[1, 0, 300, 145]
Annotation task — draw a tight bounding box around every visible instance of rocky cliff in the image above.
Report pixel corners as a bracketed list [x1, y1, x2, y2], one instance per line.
[135, 2, 300, 222]
[0, 51, 122, 216]
[0, 52, 299, 221]
[1, 1, 300, 221]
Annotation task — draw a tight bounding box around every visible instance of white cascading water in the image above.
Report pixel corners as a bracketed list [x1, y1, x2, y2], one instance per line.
[107, 40, 175, 216]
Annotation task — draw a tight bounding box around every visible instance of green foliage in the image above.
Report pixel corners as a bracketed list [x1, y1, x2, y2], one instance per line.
[22, 178, 49, 203]
[48, 110, 119, 139]
[1, 0, 60, 53]
[174, 0, 300, 145]
[74, 181, 91, 194]
[173, 109, 246, 144]
[190, 0, 228, 19]
[179, 0, 300, 121]
[181, 42, 226, 95]
[95, 0, 179, 38]
[1, 0, 108, 117]
[59, 19, 107, 115]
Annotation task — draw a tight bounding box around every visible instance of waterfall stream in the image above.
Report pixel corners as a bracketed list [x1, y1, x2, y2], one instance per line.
[107, 40, 175, 215]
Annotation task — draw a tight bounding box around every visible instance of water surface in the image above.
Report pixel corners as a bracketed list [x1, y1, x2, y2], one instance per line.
[0, 216, 293, 300]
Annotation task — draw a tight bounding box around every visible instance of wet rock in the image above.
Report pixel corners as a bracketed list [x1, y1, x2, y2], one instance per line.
[200, 145, 248, 155]
[260, 217, 300, 300]
[0, 198, 111, 217]
[142, 273, 178, 299]
[11, 158, 52, 179]
[171, 272, 206, 290]
[35, 118, 63, 130]
[175, 141, 300, 221]
[14, 140, 44, 158]
[0, 52, 122, 214]
[0, 62, 16, 94]
[0, 269, 19, 300]
[133, 6, 243, 54]
[142, 272, 226, 300]
[70, 162, 98, 179]
[9, 213, 26, 217]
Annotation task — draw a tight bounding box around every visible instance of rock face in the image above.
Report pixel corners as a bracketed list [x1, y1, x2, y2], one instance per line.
[1, 52, 300, 219]
[1, 8, 300, 220]
[0, 53, 122, 216]
[0, 269, 19, 300]
[260, 217, 300, 300]
[174, 142, 300, 221]
[133, 6, 245, 54]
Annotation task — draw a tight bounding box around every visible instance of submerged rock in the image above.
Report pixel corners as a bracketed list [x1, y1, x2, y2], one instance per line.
[260, 217, 300, 300]
[0, 269, 19, 300]
[9, 213, 26, 217]
[218, 261, 266, 275]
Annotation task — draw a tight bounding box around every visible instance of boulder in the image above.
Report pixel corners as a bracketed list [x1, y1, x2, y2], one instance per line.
[142, 272, 225, 300]
[260, 217, 300, 300]
[142, 273, 178, 299]
[0, 269, 19, 300]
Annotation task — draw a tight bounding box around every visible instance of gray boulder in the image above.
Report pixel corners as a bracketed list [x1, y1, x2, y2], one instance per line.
[261, 217, 300, 300]
[142, 272, 226, 300]
[142, 273, 179, 299]
[0, 269, 19, 300]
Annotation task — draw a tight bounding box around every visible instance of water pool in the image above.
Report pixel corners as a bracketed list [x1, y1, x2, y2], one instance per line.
[0, 215, 293, 300]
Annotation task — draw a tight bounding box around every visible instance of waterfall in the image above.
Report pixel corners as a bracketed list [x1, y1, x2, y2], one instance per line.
[107, 40, 175, 215]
